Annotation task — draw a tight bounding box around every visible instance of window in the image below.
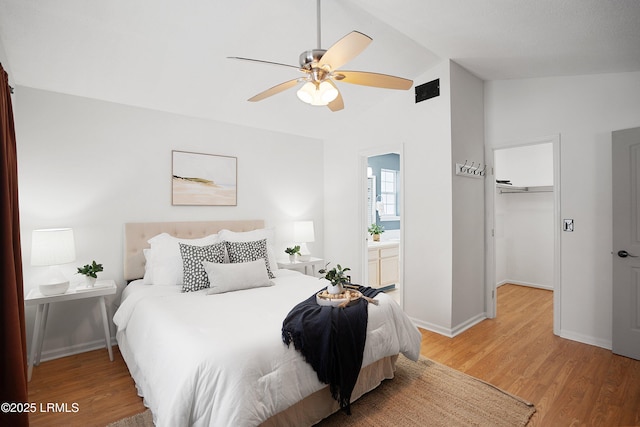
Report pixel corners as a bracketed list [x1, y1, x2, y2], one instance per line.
[380, 169, 399, 220]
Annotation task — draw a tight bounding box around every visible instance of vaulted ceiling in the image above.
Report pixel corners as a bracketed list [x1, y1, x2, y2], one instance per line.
[1, 0, 639, 139]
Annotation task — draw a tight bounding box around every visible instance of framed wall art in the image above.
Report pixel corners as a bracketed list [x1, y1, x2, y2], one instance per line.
[172, 150, 237, 206]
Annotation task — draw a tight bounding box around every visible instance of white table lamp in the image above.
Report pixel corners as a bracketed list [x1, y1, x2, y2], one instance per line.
[31, 228, 76, 295]
[294, 221, 315, 262]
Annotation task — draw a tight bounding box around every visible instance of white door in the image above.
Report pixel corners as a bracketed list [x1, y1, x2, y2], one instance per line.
[612, 127, 640, 360]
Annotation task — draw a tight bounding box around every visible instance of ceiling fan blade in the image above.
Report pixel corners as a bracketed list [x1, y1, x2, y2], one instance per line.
[336, 70, 413, 90]
[248, 79, 300, 102]
[327, 81, 344, 112]
[228, 57, 300, 70]
[318, 31, 372, 71]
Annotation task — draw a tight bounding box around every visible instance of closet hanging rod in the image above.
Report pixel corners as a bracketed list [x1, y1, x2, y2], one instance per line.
[497, 184, 553, 194]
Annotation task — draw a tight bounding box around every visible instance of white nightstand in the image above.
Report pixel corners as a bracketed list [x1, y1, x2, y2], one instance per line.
[25, 279, 117, 381]
[277, 257, 325, 276]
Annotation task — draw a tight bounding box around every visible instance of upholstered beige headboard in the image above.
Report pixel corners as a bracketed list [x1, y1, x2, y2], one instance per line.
[124, 220, 264, 281]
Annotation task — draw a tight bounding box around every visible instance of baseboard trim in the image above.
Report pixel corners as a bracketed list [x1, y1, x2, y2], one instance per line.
[35, 335, 117, 363]
[560, 329, 612, 350]
[410, 317, 455, 338]
[410, 313, 487, 338]
[498, 280, 553, 291]
[451, 313, 487, 336]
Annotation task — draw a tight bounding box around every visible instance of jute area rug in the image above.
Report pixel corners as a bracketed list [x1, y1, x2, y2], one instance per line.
[108, 356, 535, 427]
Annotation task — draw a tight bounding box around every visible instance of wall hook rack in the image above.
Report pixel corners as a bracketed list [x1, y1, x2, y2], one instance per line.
[455, 160, 486, 179]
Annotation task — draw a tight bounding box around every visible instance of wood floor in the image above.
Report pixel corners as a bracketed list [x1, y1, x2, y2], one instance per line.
[27, 284, 640, 426]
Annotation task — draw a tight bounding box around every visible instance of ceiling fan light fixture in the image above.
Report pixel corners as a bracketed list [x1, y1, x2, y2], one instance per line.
[296, 81, 338, 106]
[296, 82, 315, 104]
[232, 0, 411, 112]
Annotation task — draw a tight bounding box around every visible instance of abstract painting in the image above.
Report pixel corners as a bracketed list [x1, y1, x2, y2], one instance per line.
[172, 150, 237, 206]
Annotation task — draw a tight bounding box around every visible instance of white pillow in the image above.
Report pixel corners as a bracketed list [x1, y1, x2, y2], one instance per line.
[204, 259, 273, 294]
[143, 232, 220, 285]
[142, 248, 154, 285]
[218, 228, 279, 273]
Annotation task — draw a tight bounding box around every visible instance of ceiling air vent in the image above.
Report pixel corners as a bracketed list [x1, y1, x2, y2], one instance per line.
[415, 79, 439, 103]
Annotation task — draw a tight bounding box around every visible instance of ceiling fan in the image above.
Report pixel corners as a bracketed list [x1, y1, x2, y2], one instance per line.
[228, 0, 413, 112]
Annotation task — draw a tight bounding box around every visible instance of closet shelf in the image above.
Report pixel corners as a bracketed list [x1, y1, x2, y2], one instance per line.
[496, 184, 553, 194]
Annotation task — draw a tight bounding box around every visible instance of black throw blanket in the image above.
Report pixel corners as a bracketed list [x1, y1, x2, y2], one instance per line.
[281, 285, 381, 414]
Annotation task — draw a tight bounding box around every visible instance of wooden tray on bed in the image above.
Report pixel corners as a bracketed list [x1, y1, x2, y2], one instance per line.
[316, 289, 363, 307]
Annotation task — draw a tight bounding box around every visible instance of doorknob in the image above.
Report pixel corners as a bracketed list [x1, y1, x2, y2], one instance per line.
[617, 250, 638, 258]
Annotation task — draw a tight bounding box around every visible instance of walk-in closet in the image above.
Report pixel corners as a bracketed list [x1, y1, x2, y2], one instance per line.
[494, 143, 554, 290]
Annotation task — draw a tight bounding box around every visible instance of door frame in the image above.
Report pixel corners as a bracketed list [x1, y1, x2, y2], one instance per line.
[484, 134, 561, 335]
[359, 144, 405, 308]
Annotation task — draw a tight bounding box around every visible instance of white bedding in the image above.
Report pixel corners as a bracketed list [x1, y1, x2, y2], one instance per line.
[114, 270, 421, 427]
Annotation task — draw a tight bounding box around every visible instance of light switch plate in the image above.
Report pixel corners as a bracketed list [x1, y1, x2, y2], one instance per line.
[563, 219, 574, 232]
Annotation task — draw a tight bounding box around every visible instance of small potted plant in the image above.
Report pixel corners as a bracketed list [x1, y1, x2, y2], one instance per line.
[318, 263, 351, 295]
[284, 245, 301, 263]
[368, 223, 385, 242]
[77, 260, 104, 287]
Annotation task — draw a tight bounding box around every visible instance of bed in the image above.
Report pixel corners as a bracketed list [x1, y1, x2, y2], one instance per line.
[114, 220, 421, 426]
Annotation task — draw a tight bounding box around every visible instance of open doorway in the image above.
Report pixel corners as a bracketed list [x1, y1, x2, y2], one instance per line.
[486, 136, 561, 334]
[360, 145, 404, 307]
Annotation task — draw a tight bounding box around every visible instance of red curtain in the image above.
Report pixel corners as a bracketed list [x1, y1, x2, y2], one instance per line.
[0, 63, 28, 426]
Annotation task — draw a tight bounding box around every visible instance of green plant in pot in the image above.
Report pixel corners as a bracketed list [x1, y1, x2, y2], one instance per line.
[368, 223, 385, 242]
[77, 260, 103, 287]
[284, 245, 301, 262]
[318, 263, 351, 295]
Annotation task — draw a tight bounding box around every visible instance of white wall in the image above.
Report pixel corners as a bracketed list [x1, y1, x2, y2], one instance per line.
[450, 61, 485, 331]
[495, 143, 554, 187]
[0, 34, 11, 82]
[495, 191, 554, 288]
[15, 87, 324, 360]
[324, 60, 486, 336]
[485, 71, 640, 349]
[324, 60, 454, 332]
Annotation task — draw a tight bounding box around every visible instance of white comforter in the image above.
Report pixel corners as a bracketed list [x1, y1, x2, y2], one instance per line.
[113, 270, 421, 427]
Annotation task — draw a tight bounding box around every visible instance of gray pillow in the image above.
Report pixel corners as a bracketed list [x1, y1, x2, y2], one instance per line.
[224, 238, 275, 279]
[179, 242, 226, 292]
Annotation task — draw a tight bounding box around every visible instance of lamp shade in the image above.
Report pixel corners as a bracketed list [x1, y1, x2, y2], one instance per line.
[296, 81, 338, 106]
[31, 228, 76, 266]
[293, 221, 315, 243]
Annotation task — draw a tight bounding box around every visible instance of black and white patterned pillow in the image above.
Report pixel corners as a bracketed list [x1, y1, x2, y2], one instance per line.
[179, 242, 226, 292]
[224, 239, 275, 279]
